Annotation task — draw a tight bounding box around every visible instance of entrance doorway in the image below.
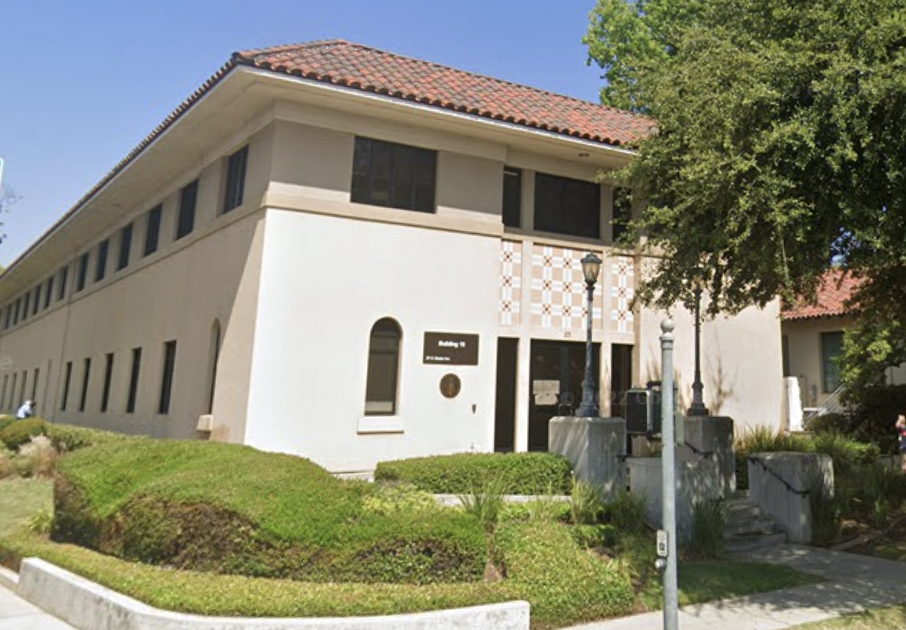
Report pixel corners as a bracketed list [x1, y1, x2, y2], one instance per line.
[494, 338, 518, 452]
[528, 340, 599, 451]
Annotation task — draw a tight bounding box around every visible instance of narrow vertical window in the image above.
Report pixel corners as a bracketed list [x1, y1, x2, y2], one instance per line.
[127, 347, 141, 413]
[207, 320, 221, 413]
[13, 298, 20, 325]
[76, 252, 89, 292]
[177, 180, 198, 239]
[9, 373, 16, 408]
[61, 362, 72, 411]
[101, 353, 114, 413]
[821, 331, 844, 393]
[58, 265, 69, 301]
[44, 276, 54, 309]
[95, 239, 109, 282]
[503, 167, 522, 228]
[158, 340, 177, 414]
[22, 292, 30, 321]
[31, 286, 40, 316]
[4, 305, 10, 329]
[31, 368, 39, 402]
[223, 145, 248, 213]
[79, 357, 91, 412]
[19, 371, 27, 406]
[144, 205, 162, 257]
[1, 374, 8, 409]
[364, 318, 401, 415]
[118, 223, 133, 271]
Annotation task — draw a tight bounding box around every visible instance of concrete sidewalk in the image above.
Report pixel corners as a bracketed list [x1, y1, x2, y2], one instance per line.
[567, 544, 906, 629]
[0, 575, 75, 629]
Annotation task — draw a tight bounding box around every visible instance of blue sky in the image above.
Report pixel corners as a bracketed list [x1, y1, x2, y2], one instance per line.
[0, 0, 605, 266]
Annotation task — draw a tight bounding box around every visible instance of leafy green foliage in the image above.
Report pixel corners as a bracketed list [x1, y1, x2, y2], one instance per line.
[688, 499, 726, 559]
[0, 419, 47, 450]
[496, 519, 634, 627]
[375, 452, 573, 495]
[587, 0, 906, 329]
[45, 424, 139, 453]
[806, 473, 842, 547]
[570, 478, 607, 525]
[0, 416, 16, 435]
[458, 476, 508, 533]
[53, 439, 487, 584]
[606, 489, 647, 534]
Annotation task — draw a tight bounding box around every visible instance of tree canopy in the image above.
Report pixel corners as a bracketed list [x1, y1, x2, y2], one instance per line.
[586, 0, 906, 384]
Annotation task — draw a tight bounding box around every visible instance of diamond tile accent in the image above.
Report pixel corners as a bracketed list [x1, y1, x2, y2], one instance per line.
[530, 245, 602, 331]
[500, 240, 522, 326]
[611, 256, 635, 333]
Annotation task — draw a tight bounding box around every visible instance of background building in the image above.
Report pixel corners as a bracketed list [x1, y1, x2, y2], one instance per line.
[0, 41, 783, 472]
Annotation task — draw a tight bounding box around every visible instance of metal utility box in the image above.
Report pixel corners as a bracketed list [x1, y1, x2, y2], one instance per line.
[625, 385, 662, 436]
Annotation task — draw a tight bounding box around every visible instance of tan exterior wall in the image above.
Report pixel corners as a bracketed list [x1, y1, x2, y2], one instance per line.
[782, 316, 851, 410]
[640, 299, 784, 433]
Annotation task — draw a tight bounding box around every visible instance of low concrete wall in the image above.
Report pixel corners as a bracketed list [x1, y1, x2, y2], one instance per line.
[680, 416, 735, 497]
[549, 416, 626, 497]
[747, 452, 833, 544]
[627, 457, 720, 543]
[16, 558, 530, 630]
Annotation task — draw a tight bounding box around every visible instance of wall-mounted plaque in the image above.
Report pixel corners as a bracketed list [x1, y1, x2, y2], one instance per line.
[440, 373, 461, 399]
[423, 332, 479, 365]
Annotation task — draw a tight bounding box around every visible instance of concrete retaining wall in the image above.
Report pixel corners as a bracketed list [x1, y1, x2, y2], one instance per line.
[747, 452, 833, 544]
[549, 417, 626, 498]
[627, 457, 720, 542]
[16, 558, 530, 630]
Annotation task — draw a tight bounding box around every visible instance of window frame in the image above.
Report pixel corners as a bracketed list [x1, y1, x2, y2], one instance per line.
[126, 347, 141, 414]
[364, 318, 402, 416]
[821, 331, 845, 393]
[76, 252, 89, 292]
[61, 362, 72, 411]
[533, 172, 601, 239]
[117, 223, 133, 271]
[101, 352, 114, 413]
[351, 137, 437, 214]
[176, 179, 198, 239]
[222, 146, 248, 214]
[144, 205, 162, 257]
[95, 239, 109, 282]
[79, 357, 92, 412]
[158, 340, 177, 415]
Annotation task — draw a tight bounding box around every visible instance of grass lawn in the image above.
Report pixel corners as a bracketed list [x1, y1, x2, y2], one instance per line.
[640, 560, 823, 610]
[792, 604, 906, 629]
[0, 478, 52, 537]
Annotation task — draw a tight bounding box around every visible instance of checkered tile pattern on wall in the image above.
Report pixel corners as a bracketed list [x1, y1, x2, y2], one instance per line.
[499, 240, 523, 326]
[529, 245, 603, 332]
[610, 255, 635, 333]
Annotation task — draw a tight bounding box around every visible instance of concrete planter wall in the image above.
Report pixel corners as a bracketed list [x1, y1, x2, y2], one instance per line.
[747, 452, 833, 544]
[627, 457, 720, 543]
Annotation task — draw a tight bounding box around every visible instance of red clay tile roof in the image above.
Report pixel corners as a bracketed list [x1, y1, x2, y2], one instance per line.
[782, 270, 861, 321]
[4, 40, 648, 279]
[233, 40, 652, 147]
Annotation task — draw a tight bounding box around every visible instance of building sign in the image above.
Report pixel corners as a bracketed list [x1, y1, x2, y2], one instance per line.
[423, 332, 479, 365]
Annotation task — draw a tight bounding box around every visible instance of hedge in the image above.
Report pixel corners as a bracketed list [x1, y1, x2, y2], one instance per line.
[374, 452, 574, 495]
[0, 419, 48, 451]
[44, 424, 140, 453]
[53, 439, 487, 584]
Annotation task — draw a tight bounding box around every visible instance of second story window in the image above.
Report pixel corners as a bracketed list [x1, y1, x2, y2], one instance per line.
[31, 285, 40, 316]
[534, 172, 601, 239]
[223, 146, 248, 213]
[503, 167, 522, 228]
[58, 264, 69, 301]
[76, 253, 89, 292]
[351, 137, 437, 214]
[177, 180, 198, 239]
[44, 276, 53, 309]
[144, 205, 162, 257]
[118, 223, 133, 271]
[96, 239, 109, 282]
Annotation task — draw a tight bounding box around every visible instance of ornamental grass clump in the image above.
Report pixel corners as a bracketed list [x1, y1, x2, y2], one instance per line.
[688, 499, 727, 559]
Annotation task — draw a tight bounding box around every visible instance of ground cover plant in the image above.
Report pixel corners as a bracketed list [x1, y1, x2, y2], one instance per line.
[374, 452, 573, 494]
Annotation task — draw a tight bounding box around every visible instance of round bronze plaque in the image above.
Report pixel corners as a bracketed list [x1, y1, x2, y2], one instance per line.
[440, 373, 461, 399]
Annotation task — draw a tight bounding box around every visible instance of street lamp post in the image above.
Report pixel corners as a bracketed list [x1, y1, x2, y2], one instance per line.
[576, 253, 602, 418]
[687, 278, 710, 416]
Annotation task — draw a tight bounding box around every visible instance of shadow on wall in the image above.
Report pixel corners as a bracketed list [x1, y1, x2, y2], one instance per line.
[642, 341, 737, 418]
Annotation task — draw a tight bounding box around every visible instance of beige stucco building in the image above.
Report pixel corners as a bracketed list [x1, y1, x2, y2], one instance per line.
[0, 41, 784, 473]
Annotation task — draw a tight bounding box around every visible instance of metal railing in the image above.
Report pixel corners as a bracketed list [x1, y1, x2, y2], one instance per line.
[747, 455, 809, 497]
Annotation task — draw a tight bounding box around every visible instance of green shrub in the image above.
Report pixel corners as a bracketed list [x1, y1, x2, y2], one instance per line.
[688, 499, 727, 559]
[804, 413, 851, 435]
[458, 476, 508, 533]
[571, 523, 619, 549]
[807, 473, 842, 546]
[361, 483, 439, 516]
[45, 424, 138, 453]
[0, 419, 48, 450]
[606, 490, 646, 534]
[812, 433, 880, 475]
[570, 478, 606, 525]
[0, 416, 16, 435]
[374, 452, 573, 495]
[837, 463, 904, 523]
[53, 439, 488, 584]
[496, 519, 634, 626]
[501, 496, 571, 523]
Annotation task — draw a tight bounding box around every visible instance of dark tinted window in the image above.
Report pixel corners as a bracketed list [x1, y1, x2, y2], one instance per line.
[158, 340, 177, 414]
[76, 253, 89, 292]
[31, 285, 40, 316]
[127, 347, 141, 413]
[534, 173, 600, 239]
[61, 361, 73, 411]
[223, 146, 248, 213]
[79, 357, 91, 412]
[144, 205, 162, 257]
[351, 137, 436, 213]
[118, 223, 133, 271]
[96, 239, 109, 282]
[503, 167, 522, 228]
[821, 332, 844, 393]
[21, 292, 29, 321]
[58, 265, 69, 300]
[44, 276, 54, 309]
[101, 353, 114, 413]
[364, 318, 401, 415]
[177, 180, 198, 239]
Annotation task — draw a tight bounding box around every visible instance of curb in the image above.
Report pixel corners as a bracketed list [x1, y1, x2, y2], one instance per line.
[15, 557, 531, 630]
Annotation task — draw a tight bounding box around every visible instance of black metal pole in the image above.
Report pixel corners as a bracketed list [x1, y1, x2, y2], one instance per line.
[688, 285, 709, 416]
[577, 279, 599, 417]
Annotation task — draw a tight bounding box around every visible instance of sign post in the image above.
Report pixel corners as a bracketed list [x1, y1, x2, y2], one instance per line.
[660, 319, 679, 630]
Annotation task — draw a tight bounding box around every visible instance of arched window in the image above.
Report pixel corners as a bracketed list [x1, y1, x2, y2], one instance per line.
[364, 318, 401, 416]
[206, 319, 221, 414]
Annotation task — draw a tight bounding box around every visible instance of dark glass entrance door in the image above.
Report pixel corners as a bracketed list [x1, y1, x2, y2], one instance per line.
[528, 340, 599, 451]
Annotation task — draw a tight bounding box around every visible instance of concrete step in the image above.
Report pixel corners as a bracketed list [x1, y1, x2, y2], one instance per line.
[724, 531, 788, 554]
[725, 516, 777, 536]
[726, 502, 763, 520]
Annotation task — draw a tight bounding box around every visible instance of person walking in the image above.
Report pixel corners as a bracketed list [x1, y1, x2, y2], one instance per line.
[15, 399, 34, 419]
